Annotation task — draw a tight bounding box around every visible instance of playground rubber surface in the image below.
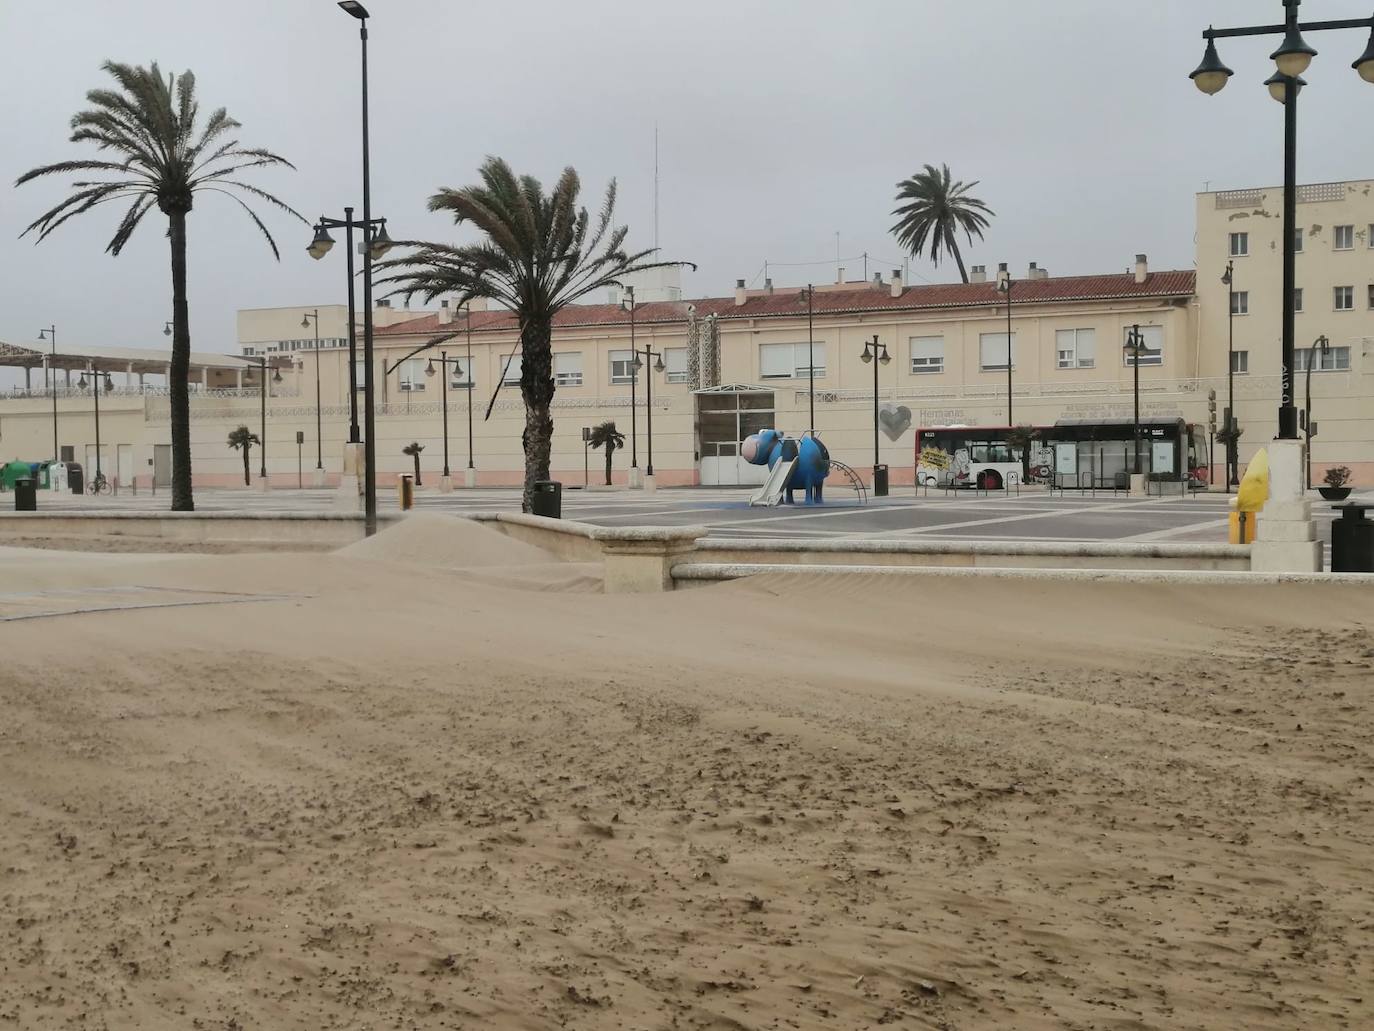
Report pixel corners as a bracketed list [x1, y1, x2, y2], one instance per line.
[1, 522, 1371, 1029]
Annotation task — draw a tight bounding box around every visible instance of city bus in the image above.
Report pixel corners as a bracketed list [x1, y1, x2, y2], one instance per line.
[916, 418, 1209, 489]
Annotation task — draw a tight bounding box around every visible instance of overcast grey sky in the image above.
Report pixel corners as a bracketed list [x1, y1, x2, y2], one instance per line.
[3, 0, 1374, 354]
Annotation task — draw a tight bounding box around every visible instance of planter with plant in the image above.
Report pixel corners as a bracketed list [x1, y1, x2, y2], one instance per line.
[1319, 465, 1353, 501]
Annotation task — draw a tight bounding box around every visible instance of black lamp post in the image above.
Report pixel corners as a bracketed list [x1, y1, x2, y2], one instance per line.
[38, 325, 57, 464]
[860, 335, 891, 492]
[799, 284, 816, 435]
[1221, 260, 1239, 490]
[424, 350, 466, 481]
[462, 303, 476, 478]
[300, 309, 324, 470]
[1191, 0, 1374, 443]
[244, 356, 282, 480]
[1304, 333, 1329, 489]
[633, 344, 665, 479]
[622, 285, 640, 475]
[1123, 325, 1147, 476]
[996, 267, 1014, 426]
[79, 366, 113, 487]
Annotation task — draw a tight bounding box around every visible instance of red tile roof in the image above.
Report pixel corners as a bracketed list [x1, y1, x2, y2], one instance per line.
[376, 270, 1196, 338]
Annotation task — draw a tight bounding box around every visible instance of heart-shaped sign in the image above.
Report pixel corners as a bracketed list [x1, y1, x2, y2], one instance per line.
[879, 403, 912, 441]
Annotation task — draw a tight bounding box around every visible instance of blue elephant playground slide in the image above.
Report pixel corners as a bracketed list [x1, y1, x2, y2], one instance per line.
[743, 430, 868, 507]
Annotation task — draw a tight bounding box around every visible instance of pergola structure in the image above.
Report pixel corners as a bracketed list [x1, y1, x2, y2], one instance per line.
[0, 340, 292, 395]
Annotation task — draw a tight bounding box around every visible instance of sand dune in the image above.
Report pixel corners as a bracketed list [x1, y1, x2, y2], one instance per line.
[0, 547, 1370, 1029]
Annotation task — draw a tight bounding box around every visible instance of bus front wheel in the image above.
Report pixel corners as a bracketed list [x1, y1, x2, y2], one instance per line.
[977, 470, 1003, 490]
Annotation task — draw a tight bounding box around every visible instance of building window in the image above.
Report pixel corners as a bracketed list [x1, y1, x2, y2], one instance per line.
[398, 357, 426, 391]
[1334, 286, 1354, 311]
[501, 353, 523, 385]
[1122, 325, 1164, 367]
[1230, 350, 1249, 374]
[1054, 328, 1096, 369]
[978, 332, 1015, 371]
[1294, 227, 1304, 253]
[1294, 287, 1303, 312]
[909, 335, 945, 374]
[1368, 284, 1374, 310]
[1230, 291, 1249, 315]
[1334, 224, 1355, 250]
[553, 351, 582, 387]
[608, 349, 636, 385]
[664, 347, 689, 383]
[1296, 346, 1351, 372]
[759, 342, 826, 379]
[1229, 232, 1249, 257]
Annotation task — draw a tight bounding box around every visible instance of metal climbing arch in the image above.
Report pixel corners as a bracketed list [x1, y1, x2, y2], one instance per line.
[826, 460, 869, 505]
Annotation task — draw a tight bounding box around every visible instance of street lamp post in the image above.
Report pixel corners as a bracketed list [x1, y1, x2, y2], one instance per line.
[38, 325, 57, 465]
[1221, 261, 1238, 490]
[1124, 325, 1146, 476]
[622, 285, 640, 481]
[78, 366, 112, 488]
[1304, 333, 1329, 489]
[463, 303, 476, 483]
[1191, 0, 1374, 442]
[800, 284, 816, 435]
[244, 356, 282, 481]
[633, 344, 665, 482]
[424, 350, 466, 483]
[301, 309, 323, 472]
[996, 267, 1014, 425]
[860, 335, 891, 495]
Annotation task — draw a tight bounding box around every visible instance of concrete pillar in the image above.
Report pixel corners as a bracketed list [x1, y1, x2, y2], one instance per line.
[599, 526, 707, 592]
[464, 467, 477, 488]
[201, 367, 208, 392]
[235, 369, 243, 391]
[1250, 437, 1322, 572]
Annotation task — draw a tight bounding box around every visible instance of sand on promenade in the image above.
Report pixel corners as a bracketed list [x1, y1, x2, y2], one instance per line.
[0, 520, 1371, 1030]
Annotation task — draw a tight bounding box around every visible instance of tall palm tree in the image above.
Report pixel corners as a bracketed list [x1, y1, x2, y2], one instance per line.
[588, 421, 625, 486]
[227, 424, 259, 487]
[16, 61, 303, 512]
[380, 157, 684, 512]
[402, 441, 425, 487]
[890, 163, 994, 284]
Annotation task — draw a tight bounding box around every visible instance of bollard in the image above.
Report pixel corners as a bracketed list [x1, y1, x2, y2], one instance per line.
[398, 473, 414, 510]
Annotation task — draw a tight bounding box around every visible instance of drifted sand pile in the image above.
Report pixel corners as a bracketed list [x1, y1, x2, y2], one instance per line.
[337, 511, 555, 568]
[0, 551, 1371, 1029]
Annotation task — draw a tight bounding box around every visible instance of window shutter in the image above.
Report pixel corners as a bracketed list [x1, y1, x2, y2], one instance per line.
[759, 343, 792, 378]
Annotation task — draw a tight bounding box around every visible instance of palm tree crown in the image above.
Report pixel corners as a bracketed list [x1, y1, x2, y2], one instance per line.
[588, 421, 625, 453]
[380, 156, 685, 510]
[890, 163, 994, 284]
[227, 425, 260, 451]
[16, 61, 302, 513]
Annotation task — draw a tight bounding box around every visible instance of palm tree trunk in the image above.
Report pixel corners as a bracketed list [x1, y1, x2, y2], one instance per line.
[242, 448, 250, 487]
[952, 246, 970, 285]
[519, 319, 555, 512]
[167, 210, 194, 511]
[605, 447, 613, 486]
[413, 453, 421, 487]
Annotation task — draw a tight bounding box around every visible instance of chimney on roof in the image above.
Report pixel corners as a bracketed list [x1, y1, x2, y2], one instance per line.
[996, 262, 1009, 289]
[1028, 261, 1049, 281]
[735, 278, 747, 307]
[439, 299, 452, 325]
[890, 269, 903, 298]
[872, 272, 883, 287]
[1134, 253, 1149, 284]
[836, 267, 846, 285]
[764, 277, 774, 296]
[970, 265, 987, 284]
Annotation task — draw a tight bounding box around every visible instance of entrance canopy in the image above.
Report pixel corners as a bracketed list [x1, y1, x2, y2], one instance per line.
[693, 383, 771, 394]
[0, 340, 277, 376]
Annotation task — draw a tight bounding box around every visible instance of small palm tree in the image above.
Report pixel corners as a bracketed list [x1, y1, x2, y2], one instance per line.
[1006, 424, 1039, 482]
[16, 61, 304, 512]
[227, 425, 259, 487]
[379, 157, 684, 512]
[402, 441, 425, 487]
[890, 163, 994, 284]
[588, 421, 625, 486]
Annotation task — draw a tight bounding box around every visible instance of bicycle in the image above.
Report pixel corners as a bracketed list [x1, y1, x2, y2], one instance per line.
[88, 472, 110, 496]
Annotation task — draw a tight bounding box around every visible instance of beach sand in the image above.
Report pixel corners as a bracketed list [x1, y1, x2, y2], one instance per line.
[1, 519, 1371, 1029]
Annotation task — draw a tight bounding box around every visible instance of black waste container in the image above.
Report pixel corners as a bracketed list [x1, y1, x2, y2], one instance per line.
[14, 478, 36, 512]
[530, 480, 562, 519]
[67, 462, 83, 494]
[1331, 504, 1374, 573]
[873, 464, 889, 498]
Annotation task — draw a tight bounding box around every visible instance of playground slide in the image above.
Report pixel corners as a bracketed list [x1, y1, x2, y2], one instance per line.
[749, 457, 797, 507]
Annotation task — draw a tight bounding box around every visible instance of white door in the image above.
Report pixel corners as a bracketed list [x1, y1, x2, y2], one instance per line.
[700, 442, 768, 486]
[117, 445, 134, 488]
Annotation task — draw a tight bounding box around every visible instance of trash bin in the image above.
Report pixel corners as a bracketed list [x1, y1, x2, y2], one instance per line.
[1330, 504, 1374, 573]
[530, 480, 562, 519]
[398, 473, 414, 511]
[873, 464, 889, 498]
[14, 478, 36, 512]
[67, 462, 84, 494]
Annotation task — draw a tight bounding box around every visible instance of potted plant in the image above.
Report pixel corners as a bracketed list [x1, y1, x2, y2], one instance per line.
[1319, 465, 1353, 501]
